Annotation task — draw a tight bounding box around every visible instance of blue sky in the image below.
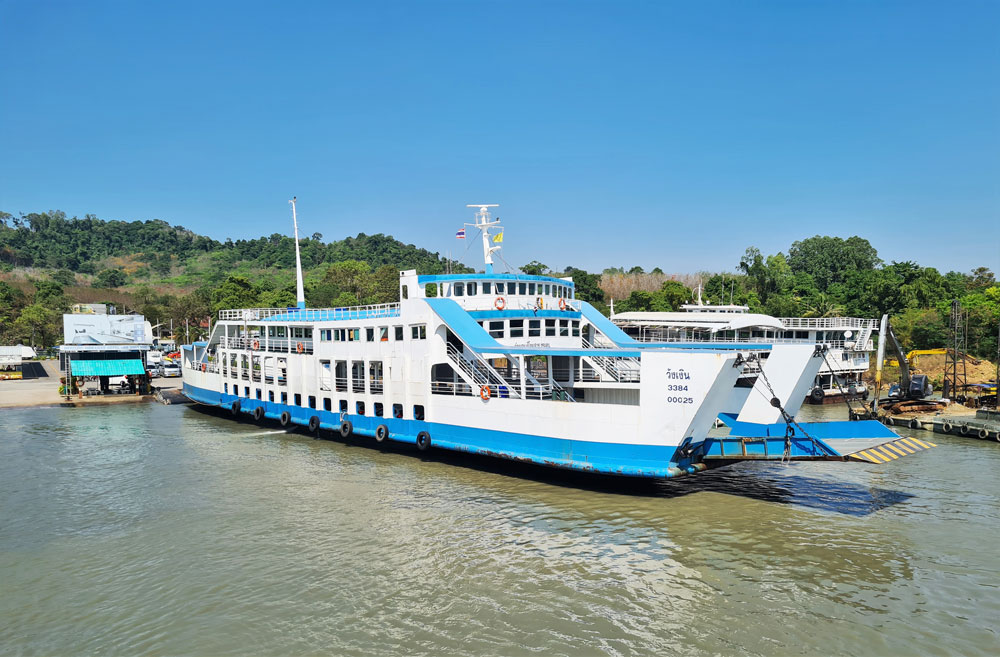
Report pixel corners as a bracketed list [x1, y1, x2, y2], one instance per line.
[2, 0, 997, 275]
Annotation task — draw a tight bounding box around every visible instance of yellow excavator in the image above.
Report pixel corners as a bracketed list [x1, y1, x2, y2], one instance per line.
[887, 348, 950, 368]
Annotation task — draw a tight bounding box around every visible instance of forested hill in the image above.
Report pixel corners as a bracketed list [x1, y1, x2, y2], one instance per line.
[0, 210, 468, 276]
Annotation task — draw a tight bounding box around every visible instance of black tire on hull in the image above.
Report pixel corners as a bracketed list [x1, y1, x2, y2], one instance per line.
[308, 416, 320, 433]
[375, 424, 389, 443]
[280, 411, 290, 427]
[253, 406, 264, 421]
[340, 421, 353, 438]
[231, 400, 241, 416]
[416, 431, 431, 451]
[810, 387, 824, 403]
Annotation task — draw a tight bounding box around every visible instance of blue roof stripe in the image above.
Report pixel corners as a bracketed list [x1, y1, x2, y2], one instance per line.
[418, 273, 574, 286]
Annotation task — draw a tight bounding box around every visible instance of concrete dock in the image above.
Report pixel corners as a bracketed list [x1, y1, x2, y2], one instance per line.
[0, 360, 184, 410]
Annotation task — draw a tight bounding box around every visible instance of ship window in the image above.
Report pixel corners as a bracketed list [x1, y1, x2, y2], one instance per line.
[518, 283, 526, 295]
[269, 391, 275, 402]
[281, 392, 288, 404]
[494, 282, 503, 295]
[319, 360, 332, 391]
[392, 403, 403, 419]
[468, 282, 477, 295]
[244, 386, 250, 397]
[559, 320, 569, 336]
[510, 319, 524, 337]
[543, 284, 550, 295]
[366, 328, 375, 342]
[425, 283, 437, 297]
[308, 395, 316, 409]
[454, 282, 465, 297]
[411, 325, 426, 340]
[379, 326, 388, 341]
[528, 283, 535, 295]
[356, 401, 365, 415]
[572, 321, 580, 337]
[507, 282, 515, 295]
[489, 321, 504, 338]
[294, 393, 302, 406]
[304, 328, 312, 339]
[413, 405, 425, 421]
[545, 319, 556, 336]
[339, 399, 348, 413]
[256, 389, 262, 400]
[374, 402, 384, 417]
[351, 361, 365, 393]
[324, 398, 331, 411]
[401, 285, 408, 299]
[394, 326, 404, 341]
[843, 351, 850, 361]
[529, 320, 541, 337]
[224, 383, 228, 394]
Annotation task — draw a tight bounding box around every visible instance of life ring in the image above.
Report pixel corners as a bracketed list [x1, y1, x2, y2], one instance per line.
[296, 342, 305, 354]
[959, 424, 970, 436]
[909, 418, 919, 429]
[943, 421, 953, 433]
[201, 363, 206, 372]
[977, 428, 988, 439]
[280, 411, 290, 427]
[416, 431, 432, 451]
[252, 339, 260, 350]
[340, 420, 353, 438]
[230, 400, 241, 416]
[375, 424, 389, 443]
[559, 298, 567, 311]
[253, 406, 264, 421]
[535, 297, 544, 310]
[480, 385, 491, 401]
[494, 296, 506, 311]
[810, 387, 824, 403]
[308, 416, 320, 433]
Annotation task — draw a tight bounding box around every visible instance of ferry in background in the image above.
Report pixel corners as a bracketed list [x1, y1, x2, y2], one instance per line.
[611, 296, 876, 406]
[181, 202, 929, 478]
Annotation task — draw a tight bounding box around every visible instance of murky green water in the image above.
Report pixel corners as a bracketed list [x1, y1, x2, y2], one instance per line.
[1, 403, 998, 656]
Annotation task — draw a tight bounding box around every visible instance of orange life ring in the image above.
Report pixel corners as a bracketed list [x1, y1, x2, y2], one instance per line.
[559, 298, 567, 311]
[252, 339, 260, 350]
[494, 296, 506, 311]
[201, 363, 206, 372]
[480, 385, 491, 401]
[536, 296, 544, 309]
[296, 342, 304, 354]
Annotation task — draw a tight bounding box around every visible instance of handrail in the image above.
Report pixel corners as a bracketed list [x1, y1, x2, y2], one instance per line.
[581, 338, 641, 383]
[445, 343, 522, 399]
[218, 303, 401, 322]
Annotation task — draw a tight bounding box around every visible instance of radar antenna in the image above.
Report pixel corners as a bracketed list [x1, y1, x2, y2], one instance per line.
[466, 204, 501, 274]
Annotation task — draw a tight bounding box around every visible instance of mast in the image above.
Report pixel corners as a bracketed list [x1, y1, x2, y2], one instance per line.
[466, 204, 500, 274]
[290, 197, 306, 309]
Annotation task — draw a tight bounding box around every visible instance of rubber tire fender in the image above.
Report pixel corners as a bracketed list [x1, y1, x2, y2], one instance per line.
[308, 416, 320, 433]
[340, 420, 353, 438]
[253, 406, 264, 421]
[416, 431, 432, 451]
[375, 424, 389, 443]
[231, 400, 241, 416]
[909, 418, 919, 429]
[959, 424, 971, 436]
[280, 411, 291, 427]
[885, 417, 895, 427]
[942, 421, 953, 433]
[977, 428, 988, 440]
[810, 387, 824, 403]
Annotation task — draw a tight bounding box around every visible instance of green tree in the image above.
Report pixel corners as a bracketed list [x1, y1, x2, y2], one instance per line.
[521, 261, 548, 276]
[51, 269, 76, 286]
[93, 268, 127, 288]
[12, 304, 59, 347]
[787, 236, 881, 290]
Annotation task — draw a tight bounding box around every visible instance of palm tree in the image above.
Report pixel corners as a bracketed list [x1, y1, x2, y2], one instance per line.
[803, 293, 843, 318]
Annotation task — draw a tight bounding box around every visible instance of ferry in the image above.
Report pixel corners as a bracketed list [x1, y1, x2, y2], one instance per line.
[181, 203, 933, 477]
[611, 297, 876, 405]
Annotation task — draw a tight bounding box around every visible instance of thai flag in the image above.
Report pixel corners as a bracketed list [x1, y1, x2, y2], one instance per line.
[456, 228, 466, 239]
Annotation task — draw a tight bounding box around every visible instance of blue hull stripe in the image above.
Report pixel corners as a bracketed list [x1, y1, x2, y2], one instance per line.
[182, 383, 688, 478]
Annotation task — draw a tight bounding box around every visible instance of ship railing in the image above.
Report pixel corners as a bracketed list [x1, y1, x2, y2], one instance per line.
[632, 335, 874, 351]
[445, 343, 522, 399]
[335, 376, 348, 392]
[778, 317, 877, 330]
[431, 380, 475, 397]
[521, 364, 575, 402]
[370, 380, 384, 395]
[581, 338, 641, 383]
[220, 336, 314, 354]
[217, 303, 401, 322]
[352, 379, 365, 394]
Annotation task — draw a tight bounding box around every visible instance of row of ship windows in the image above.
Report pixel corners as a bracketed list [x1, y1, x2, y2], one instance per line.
[427, 281, 574, 299]
[318, 324, 427, 343]
[478, 318, 581, 338]
[223, 384, 427, 420]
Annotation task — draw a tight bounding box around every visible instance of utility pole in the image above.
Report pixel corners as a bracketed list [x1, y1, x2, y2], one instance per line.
[185, 319, 189, 345]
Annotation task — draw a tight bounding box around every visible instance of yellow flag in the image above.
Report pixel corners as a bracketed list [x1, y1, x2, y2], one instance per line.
[492, 231, 504, 243]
